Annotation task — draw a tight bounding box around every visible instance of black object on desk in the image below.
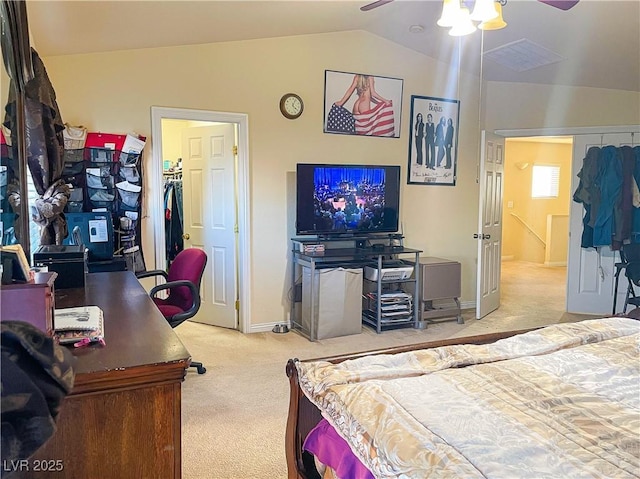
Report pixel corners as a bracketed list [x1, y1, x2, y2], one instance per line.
[33, 245, 87, 289]
[63, 212, 114, 261]
[88, 255, 127, 273]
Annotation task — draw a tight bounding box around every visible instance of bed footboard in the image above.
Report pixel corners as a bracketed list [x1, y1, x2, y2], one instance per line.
[286, 358, 324, 479]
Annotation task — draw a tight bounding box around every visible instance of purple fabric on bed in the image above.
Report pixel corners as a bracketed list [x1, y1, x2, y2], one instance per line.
[303, 419, 375, 479]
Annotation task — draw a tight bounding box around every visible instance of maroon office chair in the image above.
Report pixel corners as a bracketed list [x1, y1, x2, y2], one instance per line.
[137, 248, 208, 374]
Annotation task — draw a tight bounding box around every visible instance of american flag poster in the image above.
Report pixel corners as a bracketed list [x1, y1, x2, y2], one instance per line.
[407, 95, 460, 186]
[323, 70, 403, 139]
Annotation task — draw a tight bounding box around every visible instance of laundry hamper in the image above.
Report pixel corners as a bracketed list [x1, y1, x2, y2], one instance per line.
[301, 267, 363, 339]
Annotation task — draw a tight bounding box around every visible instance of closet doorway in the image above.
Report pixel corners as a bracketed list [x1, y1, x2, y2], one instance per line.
[499, 136, 572, 319]
[502, 136, 573, 267]
[476, 133, 573, 320]
[150, 107, 251, 333]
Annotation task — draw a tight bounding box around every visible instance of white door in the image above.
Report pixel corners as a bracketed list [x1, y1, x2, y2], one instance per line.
[476, 131, 505, 319]
[182, 124, 238, 329]
[566, 133, 636, 314]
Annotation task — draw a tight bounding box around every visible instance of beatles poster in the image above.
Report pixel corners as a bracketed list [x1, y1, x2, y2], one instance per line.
[407, 95, 460, 186]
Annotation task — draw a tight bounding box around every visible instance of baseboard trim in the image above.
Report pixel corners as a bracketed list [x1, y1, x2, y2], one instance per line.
[461, 300, 475, 310]
[544, 261, 567, 267]
[252, 303, 480, 333]
[251, 321, 290, 334]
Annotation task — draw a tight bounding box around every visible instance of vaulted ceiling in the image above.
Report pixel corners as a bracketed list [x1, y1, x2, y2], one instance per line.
[24, 0, 640, 92]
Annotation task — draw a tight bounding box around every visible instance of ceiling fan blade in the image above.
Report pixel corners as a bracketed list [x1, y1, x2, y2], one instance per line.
[537, 0, 580, 10]
[360, 0, 394, 12]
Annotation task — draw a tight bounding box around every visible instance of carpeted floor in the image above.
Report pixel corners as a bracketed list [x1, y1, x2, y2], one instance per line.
[175, 260, 598, 478]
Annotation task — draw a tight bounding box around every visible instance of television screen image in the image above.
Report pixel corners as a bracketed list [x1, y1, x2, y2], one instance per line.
[296, 164, 400, 236]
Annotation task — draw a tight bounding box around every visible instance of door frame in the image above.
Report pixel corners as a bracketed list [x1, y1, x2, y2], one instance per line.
[150, 106, 252, 333]
[484, 125, 640, 316]
[495, 126, 640, 138]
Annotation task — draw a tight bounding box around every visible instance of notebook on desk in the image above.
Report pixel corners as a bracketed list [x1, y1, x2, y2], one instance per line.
[54, 306, 104, 344]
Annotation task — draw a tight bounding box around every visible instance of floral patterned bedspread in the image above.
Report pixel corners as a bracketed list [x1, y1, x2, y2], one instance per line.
[296, 317, 640, 478]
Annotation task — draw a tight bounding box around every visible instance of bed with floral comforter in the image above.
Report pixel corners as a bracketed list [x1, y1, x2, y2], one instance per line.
[287, 318, 640, 479]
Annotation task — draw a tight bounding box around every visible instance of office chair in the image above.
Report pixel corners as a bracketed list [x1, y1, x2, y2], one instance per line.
[137, 248, 208, 374]
[613, 243, 640, 315]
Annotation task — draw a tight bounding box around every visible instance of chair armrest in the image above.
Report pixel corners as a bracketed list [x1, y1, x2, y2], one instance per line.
[623, 261, 640, 284]
[136, 269, 168, 281]
[150, 280, 201, 325]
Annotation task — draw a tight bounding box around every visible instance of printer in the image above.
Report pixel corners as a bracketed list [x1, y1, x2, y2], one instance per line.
[33, 244, 87, 289]
[364, 260, 414, 282]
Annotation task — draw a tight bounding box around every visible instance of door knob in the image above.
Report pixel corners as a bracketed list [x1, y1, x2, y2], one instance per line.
[182, 233, 190, 240]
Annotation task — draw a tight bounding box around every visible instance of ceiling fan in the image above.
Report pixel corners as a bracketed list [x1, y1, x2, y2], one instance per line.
[360, 0, 580, 12]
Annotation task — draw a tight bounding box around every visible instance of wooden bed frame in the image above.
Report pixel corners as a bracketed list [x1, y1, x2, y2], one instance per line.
[285, 328, 537, 479]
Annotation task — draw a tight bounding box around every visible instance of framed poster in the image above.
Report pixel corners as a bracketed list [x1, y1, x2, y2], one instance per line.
[407, 95, 460, 186]
[323, 70, 403, 138]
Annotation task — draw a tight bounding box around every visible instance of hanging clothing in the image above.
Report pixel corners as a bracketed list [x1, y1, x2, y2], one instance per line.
[3, 48, 67, 246]
[173, 180, 184, 229]
[613, 146, 636, 250]
[631, 147, 640, 242]
[3, 49, 65, 196]
[592, 146, 622, 247]
[574, 145, 640, 250]
[31, 179, 70, 245]
[573, 146, 600, 248]
[164, 180, 184, 263]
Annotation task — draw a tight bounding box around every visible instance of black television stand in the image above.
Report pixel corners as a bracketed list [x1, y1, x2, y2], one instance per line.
[290, 235, 422, 341]
[310, 232, 402, 242]
[316, 233, 371, 241]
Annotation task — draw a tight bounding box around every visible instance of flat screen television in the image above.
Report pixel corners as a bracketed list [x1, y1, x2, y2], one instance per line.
[296, 163, 400, 236]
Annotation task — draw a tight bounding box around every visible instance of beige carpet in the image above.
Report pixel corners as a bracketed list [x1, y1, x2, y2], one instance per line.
[176, 261, 598, 478]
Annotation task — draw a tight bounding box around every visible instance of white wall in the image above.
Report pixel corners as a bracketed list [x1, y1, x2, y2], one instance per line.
[3, 30, 639, 330]
[26, 31, 482, 329]
[484, 81, 640, 131]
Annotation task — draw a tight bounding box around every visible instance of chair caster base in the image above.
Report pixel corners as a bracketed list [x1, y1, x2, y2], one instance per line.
[191, 361, 206, 374]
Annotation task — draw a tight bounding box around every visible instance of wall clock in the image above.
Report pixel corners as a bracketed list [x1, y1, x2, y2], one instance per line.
[279, 93, 304, 120]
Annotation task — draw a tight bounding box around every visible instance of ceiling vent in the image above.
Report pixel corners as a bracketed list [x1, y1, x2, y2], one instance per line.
[483, 38, 565, 72]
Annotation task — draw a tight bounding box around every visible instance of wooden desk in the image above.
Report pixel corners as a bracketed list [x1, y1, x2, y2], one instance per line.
[29, 271, 191, 479]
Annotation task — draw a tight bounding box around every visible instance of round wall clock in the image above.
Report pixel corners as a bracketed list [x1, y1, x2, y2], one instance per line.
[279, 93, 304, 119]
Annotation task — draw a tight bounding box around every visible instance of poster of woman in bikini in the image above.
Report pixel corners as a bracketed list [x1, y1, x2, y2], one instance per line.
[323, 70, 403, 138]
[407, 95, 460, 186]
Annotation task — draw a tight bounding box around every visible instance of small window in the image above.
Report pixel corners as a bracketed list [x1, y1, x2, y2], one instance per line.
[531, 165, 560, 198]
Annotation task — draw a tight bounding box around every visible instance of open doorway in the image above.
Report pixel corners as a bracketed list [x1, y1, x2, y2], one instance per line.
[150, 107, 252, 333]
[499, 136, 573, 318]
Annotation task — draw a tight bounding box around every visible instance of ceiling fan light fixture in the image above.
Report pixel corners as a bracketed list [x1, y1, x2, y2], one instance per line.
[437, 0, 461, 28]
[449, 7, 477, 36]
[479, 2, 507, 30]
[470, 0, 498, 22]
